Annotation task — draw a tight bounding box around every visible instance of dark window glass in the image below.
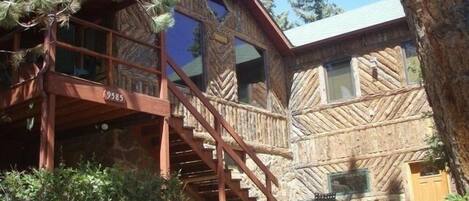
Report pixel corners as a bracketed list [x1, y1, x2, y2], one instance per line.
[208, 0, 229, 22]
[166, 12, 204, 90]
[328, 169, 370, 195]
[325, 59, 356, 102]
[403, 41, 422, 84]
[235, 38, 266, 108]
[56, 20, 108, 83]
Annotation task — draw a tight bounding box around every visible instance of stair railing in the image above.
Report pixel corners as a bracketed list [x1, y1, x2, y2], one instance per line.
[166, 57, 278, 201]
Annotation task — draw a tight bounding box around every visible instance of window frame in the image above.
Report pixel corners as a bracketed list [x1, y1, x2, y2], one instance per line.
[327, 169, 371, 195]
[165, 11, 207, 91]
[234, 36, 269, 108]
[323, 57, 358, 103]
[401, 40, 422, 86]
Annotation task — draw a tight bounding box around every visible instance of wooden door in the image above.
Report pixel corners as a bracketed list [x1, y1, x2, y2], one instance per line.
[410, 163, 450, 201]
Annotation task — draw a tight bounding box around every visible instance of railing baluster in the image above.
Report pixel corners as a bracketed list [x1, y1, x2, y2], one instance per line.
[159, 32, 167, 99]
[215, 118, 226, 201]
[106, 31, 113, 86]
[266, 175, 272, 201]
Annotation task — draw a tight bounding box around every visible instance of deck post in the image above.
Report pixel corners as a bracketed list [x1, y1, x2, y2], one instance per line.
[159, 117, 170, 177]
[39, 14, 57, 171]
[215, 119, 227, 201]
[158, 32, 171, 178]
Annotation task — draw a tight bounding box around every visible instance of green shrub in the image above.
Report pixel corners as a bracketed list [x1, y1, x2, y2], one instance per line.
[0, 162, 187, 201]
[446, 192, 469, 201]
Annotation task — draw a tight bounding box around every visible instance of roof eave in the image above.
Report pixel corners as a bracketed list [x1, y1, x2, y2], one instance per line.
[242, 0, 294, 56]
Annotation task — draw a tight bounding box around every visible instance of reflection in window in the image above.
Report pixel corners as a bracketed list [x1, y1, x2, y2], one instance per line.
[235, 38, 266, 108]
[328, 169, 370, 195]
[325, 59, 356, 102]
[56, 20, 108, 83]
[166, 12, 204, 90]
[208, 0, 229, 22]
[403, 41, 422, 85]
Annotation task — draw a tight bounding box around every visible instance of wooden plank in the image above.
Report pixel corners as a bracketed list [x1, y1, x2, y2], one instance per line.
[46, 72, 170, 117]
[0, 79, 41, 110]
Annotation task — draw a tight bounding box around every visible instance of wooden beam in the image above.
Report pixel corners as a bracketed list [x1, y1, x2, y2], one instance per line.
[0, 79, 41, 110]
[159, 117, 170, 177]
[215, 120, 226, 201]
[159, 32, 167, 100]
[46, 72, 170, 117]
[39, 94, 55, 171]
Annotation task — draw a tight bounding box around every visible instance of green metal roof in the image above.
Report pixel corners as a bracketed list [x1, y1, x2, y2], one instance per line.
[284, 0, 406, 47]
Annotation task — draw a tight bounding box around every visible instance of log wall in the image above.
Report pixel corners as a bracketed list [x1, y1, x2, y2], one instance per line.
[287, 22, 439, 200]
[168, 0, 290, 148]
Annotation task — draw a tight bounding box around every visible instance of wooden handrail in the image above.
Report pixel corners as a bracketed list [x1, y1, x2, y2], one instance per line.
[166, 56, 278, 201]
[56, 41, 161, 75]
[69, 17, 160, 50]
[167, 57, 279, 186]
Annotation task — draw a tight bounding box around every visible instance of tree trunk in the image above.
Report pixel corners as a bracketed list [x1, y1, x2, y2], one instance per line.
[400, 0, 469, 193]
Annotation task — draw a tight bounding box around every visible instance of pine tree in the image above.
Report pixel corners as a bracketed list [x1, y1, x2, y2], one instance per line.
[260, 0, 295, 30]
[289, 0, 344, 24]
[0, 0, 179, 33]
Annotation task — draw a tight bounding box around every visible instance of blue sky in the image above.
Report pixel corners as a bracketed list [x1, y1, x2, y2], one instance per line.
[273, 0, 381, 23]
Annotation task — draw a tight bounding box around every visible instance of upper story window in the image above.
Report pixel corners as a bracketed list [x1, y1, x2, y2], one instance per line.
[328, 169, 370, 195]
[324, 58, 356, 102]
[235, 38, 267, 108]
[208, 0, 229, 22]
[166, 12, 204, 90]
[403, 41, 422, 85]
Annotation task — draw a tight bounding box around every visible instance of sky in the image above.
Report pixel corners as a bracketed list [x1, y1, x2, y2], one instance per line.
[273, 0, 381, 23]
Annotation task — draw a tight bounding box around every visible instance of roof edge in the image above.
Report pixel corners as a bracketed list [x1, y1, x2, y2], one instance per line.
[242, 0, 294, 56]
[291, 17, 408, 53]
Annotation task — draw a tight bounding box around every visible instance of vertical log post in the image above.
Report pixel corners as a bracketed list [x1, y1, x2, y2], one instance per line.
[39, 15, 57, 171]
[158, 32, 170, 178]
[106, 31, 114, 86]
[215, 118, 226, 201]
[266, 175, 272, 201]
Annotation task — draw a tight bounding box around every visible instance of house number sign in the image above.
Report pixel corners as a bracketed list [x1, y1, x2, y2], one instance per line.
[104, 90, 125, 103]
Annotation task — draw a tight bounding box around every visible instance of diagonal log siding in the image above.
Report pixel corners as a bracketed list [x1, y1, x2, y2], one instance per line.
[287, 22, 438, 200]
[168, 0, 290, 149]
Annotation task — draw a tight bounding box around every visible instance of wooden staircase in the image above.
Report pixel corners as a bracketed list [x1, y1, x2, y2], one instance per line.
[145, 56, 278, 201]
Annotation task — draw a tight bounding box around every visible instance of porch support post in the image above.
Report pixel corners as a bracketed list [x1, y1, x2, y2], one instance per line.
[215, 119, 226, 201]
[39, 14, 57, 171]
[39, 94, 56, 171]
[159, 117, 170, 177]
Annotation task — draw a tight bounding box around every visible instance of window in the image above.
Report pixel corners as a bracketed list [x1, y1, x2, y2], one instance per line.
[328, 169, 370, 195]
[235, 38, 267, 108]
[166, 12, 204, 90]
[324, 58, 356, 102]
[208, 0, 229, 22]
[403, 41, 422, 84]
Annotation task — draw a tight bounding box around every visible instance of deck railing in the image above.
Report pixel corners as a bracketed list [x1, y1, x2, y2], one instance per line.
[167, 57, 279, 201]
[55, 16, 165, 97]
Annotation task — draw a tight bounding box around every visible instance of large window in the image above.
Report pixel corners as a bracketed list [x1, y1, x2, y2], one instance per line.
[328, 169, 370, 195]
[166, 12, 204, 90]
[325, 58, 356, 102]
[235, 38, 267, 108]
[403, 41, 422, 85]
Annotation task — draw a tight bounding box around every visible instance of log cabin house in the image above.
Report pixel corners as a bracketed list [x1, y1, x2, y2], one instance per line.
[0, 0, 455, 200]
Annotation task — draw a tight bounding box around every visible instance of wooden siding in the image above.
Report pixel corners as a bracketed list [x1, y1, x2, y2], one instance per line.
[170, 92, 289, 148]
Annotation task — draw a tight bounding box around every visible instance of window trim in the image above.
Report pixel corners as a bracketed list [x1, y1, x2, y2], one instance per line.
[166, 11, 207, 91]
[401, 40, 421, 86]
[234, 36, 268, 108]
[327, 169, 371, 195]
[322, 57, 359, 103]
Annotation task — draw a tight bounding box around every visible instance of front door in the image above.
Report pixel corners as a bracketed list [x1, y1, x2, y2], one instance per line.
[410, 162, 450, 201]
